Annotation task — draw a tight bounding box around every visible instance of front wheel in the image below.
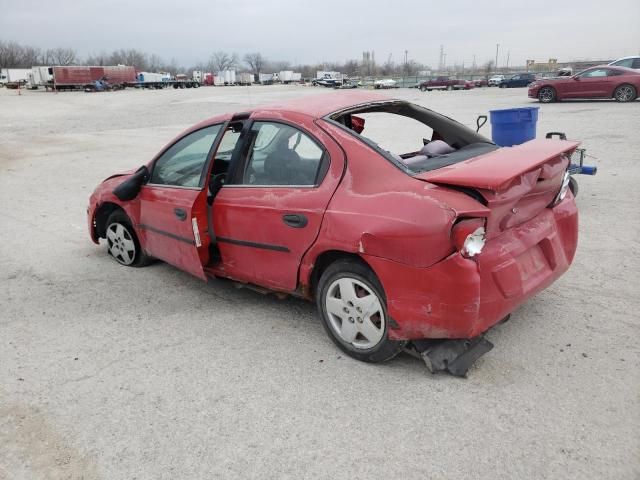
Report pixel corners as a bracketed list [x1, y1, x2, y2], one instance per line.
[105, 211, 151, 267]
[316, 259, 406, 363]
[538, 86, 556, 103]
[614, 84, 636, 102]
[420, 86, 427, 92]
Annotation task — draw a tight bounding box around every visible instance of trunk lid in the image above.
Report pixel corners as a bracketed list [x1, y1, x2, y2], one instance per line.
[417, 139, 579, 237]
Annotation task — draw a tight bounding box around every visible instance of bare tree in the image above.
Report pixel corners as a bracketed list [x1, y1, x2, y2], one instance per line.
[108, 49, 148, 70]
[210, 51, 238, 72]
[0, 40, 27, 67]
[85, 51, 110, 66]
[243, 52, 265, 76]
[46, 47, 77, 65]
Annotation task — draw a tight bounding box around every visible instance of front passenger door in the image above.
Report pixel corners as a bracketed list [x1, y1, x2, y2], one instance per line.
[138, 125, 223, 280]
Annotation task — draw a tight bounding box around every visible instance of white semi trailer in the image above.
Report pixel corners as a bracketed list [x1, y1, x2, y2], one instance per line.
[0, 68, 32, 87]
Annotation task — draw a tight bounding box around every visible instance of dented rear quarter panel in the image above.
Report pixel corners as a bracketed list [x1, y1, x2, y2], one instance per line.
[300, 119, 490, 287]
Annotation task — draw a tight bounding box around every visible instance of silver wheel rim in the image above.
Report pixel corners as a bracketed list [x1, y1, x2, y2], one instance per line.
[106, 222, 136, 265]
[540, 87, 554, 102]
[616, 86, 633, 101]
[324, 277, 385, 350]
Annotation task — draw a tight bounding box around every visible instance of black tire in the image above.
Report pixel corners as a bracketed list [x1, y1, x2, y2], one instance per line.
[613, 84, 637, 102]
[569, 176, 579, 197]
[447, 85, 453, 91]
[105, 211, 152, 267]
[420, 86, 427, 92]
[316, 259, 406, 363]
[538, 86, 556, 103]
[499, 83, 506, 88]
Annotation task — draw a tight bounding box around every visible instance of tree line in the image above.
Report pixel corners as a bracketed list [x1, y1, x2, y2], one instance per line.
[4, 38, 475, 77]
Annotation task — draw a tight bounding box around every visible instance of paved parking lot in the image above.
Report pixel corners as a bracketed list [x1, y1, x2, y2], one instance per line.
[1, 85, 638, 479]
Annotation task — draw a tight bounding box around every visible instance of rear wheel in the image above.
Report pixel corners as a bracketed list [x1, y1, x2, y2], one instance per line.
[316, 259, 406, 363]
[613, 84, 636, 102]
[105, 211, 151, 267]
[538, 86, 556, 103]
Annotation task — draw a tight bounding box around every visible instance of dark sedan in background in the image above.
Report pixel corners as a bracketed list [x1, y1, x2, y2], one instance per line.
[499, 73, 538, 88]
[528, 66, 640, 103]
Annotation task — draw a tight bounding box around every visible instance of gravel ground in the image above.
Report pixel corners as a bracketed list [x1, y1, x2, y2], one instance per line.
[0, 85, 638, 480]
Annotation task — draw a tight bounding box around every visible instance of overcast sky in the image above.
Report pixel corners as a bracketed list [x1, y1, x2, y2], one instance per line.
[1, 0, 638, 68]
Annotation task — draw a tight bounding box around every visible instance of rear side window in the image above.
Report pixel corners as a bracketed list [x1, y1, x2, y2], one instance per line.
[241, 122, 326, 186]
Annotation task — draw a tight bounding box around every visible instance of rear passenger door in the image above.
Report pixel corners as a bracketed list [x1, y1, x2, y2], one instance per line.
[211, 119, 345, 291]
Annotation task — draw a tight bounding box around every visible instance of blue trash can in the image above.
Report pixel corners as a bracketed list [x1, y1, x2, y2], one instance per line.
[489, 107, 539, 147]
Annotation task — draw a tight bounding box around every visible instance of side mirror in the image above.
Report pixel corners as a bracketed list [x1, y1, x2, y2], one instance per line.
[113, 165, 149, 201]
[573, 76, 580, 81]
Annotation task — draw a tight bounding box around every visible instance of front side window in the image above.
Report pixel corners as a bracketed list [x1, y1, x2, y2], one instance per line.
[580, 69, 609, 78]
[150, 125, 221, 187]
[241, 122, 325, 186]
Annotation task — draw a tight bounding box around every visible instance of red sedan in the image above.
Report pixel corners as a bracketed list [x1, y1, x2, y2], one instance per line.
[88, 91, 579, 372]
[528, 65, 640, 103]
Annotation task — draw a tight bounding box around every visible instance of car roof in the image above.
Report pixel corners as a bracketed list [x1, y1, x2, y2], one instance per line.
[583, 65, 640, 74]
[251, 90, 394, 119]
[609, 55, 640, 63]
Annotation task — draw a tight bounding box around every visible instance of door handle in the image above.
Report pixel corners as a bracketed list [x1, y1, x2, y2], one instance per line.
[174, 208, 187, 221]
[282, 214, 308, 228]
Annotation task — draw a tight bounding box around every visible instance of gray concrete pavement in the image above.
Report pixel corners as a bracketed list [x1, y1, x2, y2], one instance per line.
[1, 85, 638, 479]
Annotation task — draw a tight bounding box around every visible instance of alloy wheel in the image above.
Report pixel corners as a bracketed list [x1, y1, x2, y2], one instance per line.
[615, 85, 635, 102]
[539, 87, 555, 103]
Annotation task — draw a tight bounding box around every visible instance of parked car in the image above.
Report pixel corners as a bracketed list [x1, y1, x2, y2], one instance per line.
[473, 78, 488, 87]
[419, 76, 474, 91]
[88, 91, 580, 373]
[528, 65, 640, 103]
[608, 56, 640, 70]
[499, 73, 538, 88]
[374, 78, 397, 89]
[488, 75, 504, 86]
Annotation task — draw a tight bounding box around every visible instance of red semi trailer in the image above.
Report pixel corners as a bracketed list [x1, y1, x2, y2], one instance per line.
[51, 66, 137, 90]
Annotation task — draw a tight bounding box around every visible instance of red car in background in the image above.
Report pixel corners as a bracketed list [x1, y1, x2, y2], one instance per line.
[419, 76, 474, 91]
[529, 65, 640, 103]
[88, 92, 579, 374]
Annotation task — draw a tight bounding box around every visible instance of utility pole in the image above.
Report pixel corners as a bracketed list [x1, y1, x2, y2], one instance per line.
[439, 45, 444, 71]
[404, 49, 408, 74]
[495, 43, 500, 72]
[506, 51, 510, 69]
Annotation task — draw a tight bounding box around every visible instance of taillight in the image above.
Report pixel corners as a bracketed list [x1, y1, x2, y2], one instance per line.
[550, 170, 571, 207]
[452, 218, 486, 258]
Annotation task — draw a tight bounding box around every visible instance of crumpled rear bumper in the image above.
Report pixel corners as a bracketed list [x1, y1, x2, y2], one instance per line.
[364, 195, 578, 340]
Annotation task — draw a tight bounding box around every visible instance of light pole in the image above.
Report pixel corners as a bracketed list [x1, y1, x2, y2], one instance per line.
[495, 43, 500, 72]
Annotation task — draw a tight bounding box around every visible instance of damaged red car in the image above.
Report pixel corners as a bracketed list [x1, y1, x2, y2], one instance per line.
[88, 91, 579, 374]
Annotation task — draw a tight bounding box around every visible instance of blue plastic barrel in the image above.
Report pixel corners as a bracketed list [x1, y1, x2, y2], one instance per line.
[489, 107, 539, 147]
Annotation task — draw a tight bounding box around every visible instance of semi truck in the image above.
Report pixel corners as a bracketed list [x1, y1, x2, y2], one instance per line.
[0, 68, 31, 88]
[278, 71, 302, 84]
[26, 66, 53, 89]
[50, 66, 137, 90]
[173, 74, 200, 88]
[237, 73, 254, 85]
[136, 72, 171, 89]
